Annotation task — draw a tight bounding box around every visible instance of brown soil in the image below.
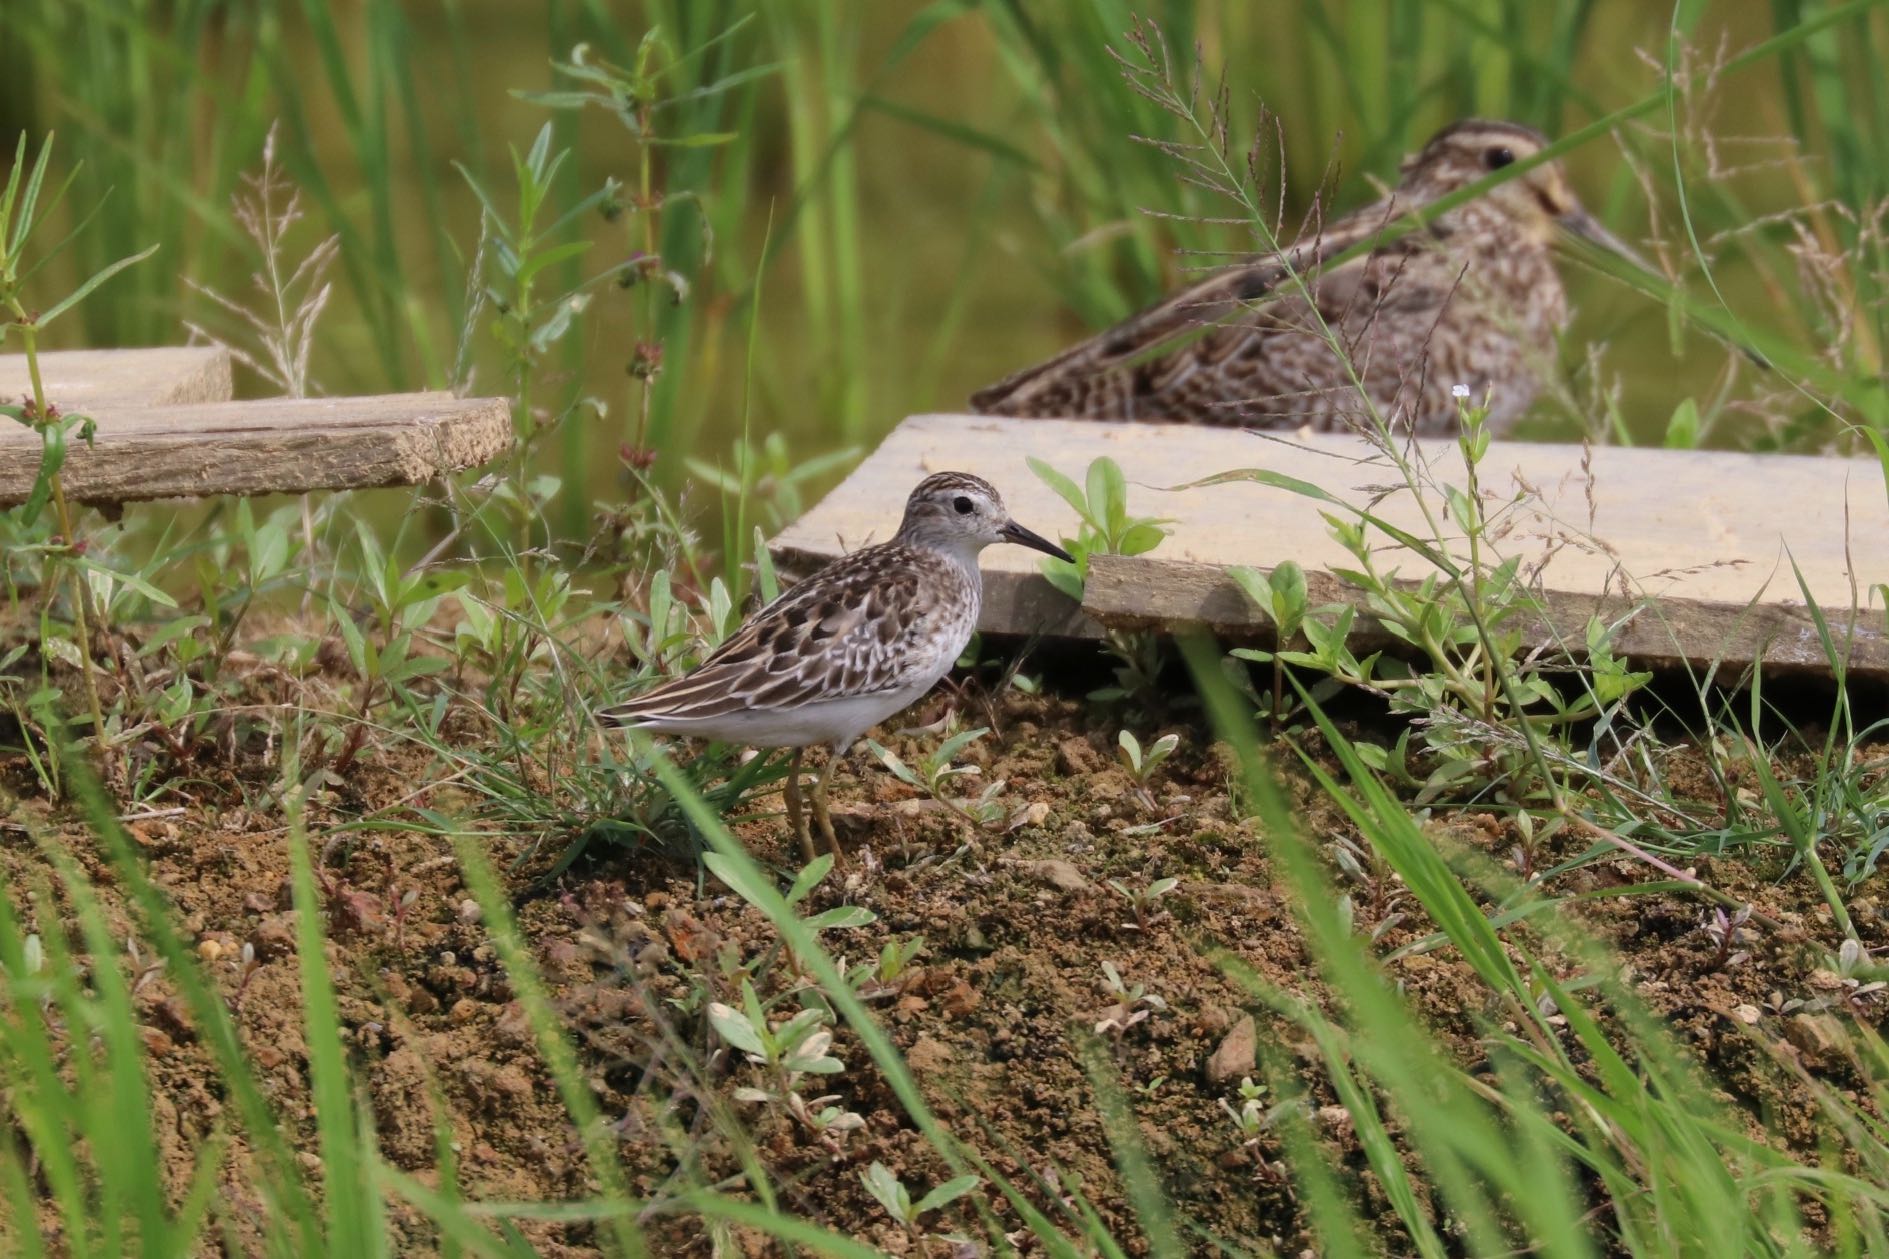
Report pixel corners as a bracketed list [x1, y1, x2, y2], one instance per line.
[1, 686, 1884, 1256]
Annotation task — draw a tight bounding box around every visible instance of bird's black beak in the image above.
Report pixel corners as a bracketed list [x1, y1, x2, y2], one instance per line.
[1558, 206, 1772, 370]
[1557, 207, 1651, 273]
[1000, 519, 1074, 563]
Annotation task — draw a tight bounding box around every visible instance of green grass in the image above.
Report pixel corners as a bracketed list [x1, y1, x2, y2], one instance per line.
[3, 0, 1889, 1253]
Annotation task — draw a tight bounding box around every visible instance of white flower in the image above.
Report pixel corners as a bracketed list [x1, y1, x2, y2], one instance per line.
[1451, 384, 1470, 400]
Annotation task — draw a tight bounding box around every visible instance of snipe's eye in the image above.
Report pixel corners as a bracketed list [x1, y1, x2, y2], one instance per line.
[1484, 145, 1516, 171]
[952, 495, 974, 514]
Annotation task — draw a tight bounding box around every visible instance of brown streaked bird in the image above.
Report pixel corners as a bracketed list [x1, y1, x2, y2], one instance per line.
[602, 472, 1071, 863]
[971, 119, 1641, 436]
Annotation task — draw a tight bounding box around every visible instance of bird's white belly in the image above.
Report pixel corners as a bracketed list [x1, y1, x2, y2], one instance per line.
[630, 673, 944, 751]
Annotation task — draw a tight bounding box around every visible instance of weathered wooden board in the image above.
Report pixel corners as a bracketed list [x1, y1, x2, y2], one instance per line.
[0, 347, 233, 410]
[772, 413, 1889, 680]
[0, 393, 511, 505]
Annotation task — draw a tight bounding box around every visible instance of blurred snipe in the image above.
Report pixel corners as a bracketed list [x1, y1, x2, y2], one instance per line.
[971, 120, 1640, 436]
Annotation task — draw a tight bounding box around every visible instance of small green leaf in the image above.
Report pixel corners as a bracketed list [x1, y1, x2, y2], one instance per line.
[1466, 424, 1491, 464]
[1269, 561, 1308, 623]
[513, 238, 593, 286]
[1228, 565, 1274, 614]
[1662, 397, 1700, 449]
[1117, 522, 1168, 556]
[1040, 558, 1084, 601]
[932, 726, 989, 766]
[806, 905, 877, 931]
[5, 132, 54, 258]
[81, 560, 178, 609]
[752, 526, 780, 604]
[1027, 456, 1095, 528]
[331, 604, 369, 678]
[706, 1003, 766, 1058]
[865, 739, 921, 788]
[1087, 457, 1124, 534]
[37, 243, 160, 328]
[702, 851, 775, 909]
[912, 1173, 983, 1217]
[785, 853, 835, 906]
[860, 1162, 910, 1222]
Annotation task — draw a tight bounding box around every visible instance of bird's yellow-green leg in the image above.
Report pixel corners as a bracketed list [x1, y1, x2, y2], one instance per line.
[812, 744, 845, 862]
[784, 748, 815, 864]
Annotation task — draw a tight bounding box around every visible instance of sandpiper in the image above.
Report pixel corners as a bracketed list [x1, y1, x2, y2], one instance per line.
[971, 119, 1643, 436]
[603, 472, 1072, 862]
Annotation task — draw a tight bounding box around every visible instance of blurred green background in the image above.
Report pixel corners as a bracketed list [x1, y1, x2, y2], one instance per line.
[6, 0, 1887, 538]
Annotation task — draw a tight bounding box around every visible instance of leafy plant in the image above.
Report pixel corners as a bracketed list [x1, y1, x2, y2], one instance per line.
[1203, 395, 1653, 814]
[866, 722, 1009, 831]
[1028, 455, 1172, 706]
[851, 934, 927, 1000]
[1094, 960, 1167, 1036]
[1, 131, 158, 783]
[858, 1160, 981, 1242]
[1116, 727, 1180, 808]
[457, 122, 614, 551]
[521, 29, 760, 468]
[1228, 560, 1344, 725]
[1219, 1075, 1275, 1148]
[1105, 872, 1179, 933]
[708, 977, 848, 1095]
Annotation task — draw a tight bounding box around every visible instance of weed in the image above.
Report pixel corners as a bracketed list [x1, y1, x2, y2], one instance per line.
[850, 934, 926, 1001]
[859, 1160, 982, 1247]
[867, 721, 1009, 832]
[1093, 960, 1167, 1036]
[1105, 872, 1178, 933]
[1116, 727, 1180, 808]
[1228, 560, 1328, 725]
[709, 977, 846, 1093]
[1218, 1075, 1273, 1149]
[1029, 454, 1172, 707]
[1700, 903, 1754, 972]
[1, 132, 158, 784]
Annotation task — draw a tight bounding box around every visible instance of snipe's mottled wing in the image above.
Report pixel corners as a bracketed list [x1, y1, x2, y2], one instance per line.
[969, 199, 1419, 423]
[601, 545, 949, 724]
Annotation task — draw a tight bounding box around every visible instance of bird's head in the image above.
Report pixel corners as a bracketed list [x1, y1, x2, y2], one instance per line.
[896, 471, 1073, 563]
[1399, 119, 1643, 265]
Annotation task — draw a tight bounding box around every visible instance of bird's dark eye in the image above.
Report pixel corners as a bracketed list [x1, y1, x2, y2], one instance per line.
[952, 495, 974, 514]
[1484, 146, 1516, 171]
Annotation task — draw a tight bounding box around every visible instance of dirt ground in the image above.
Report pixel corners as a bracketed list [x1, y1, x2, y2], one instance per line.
[1, 683, 1884, 1255]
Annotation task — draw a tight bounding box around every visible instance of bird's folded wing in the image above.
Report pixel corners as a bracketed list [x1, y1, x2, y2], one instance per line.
[603, 557, 930, 722]
[968, 201, 1416, 419]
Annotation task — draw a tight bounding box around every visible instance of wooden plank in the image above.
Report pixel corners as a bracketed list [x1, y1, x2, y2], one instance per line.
[1083, 556, 1889, 680]
[0, 347, 233, 409]
[0, 393, 511, 505]
[772, 413, 1889, 679]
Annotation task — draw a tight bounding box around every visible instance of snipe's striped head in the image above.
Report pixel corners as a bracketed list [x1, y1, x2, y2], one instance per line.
[1400, 119, 1642, 262]
[895, 471, 1072, 562]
